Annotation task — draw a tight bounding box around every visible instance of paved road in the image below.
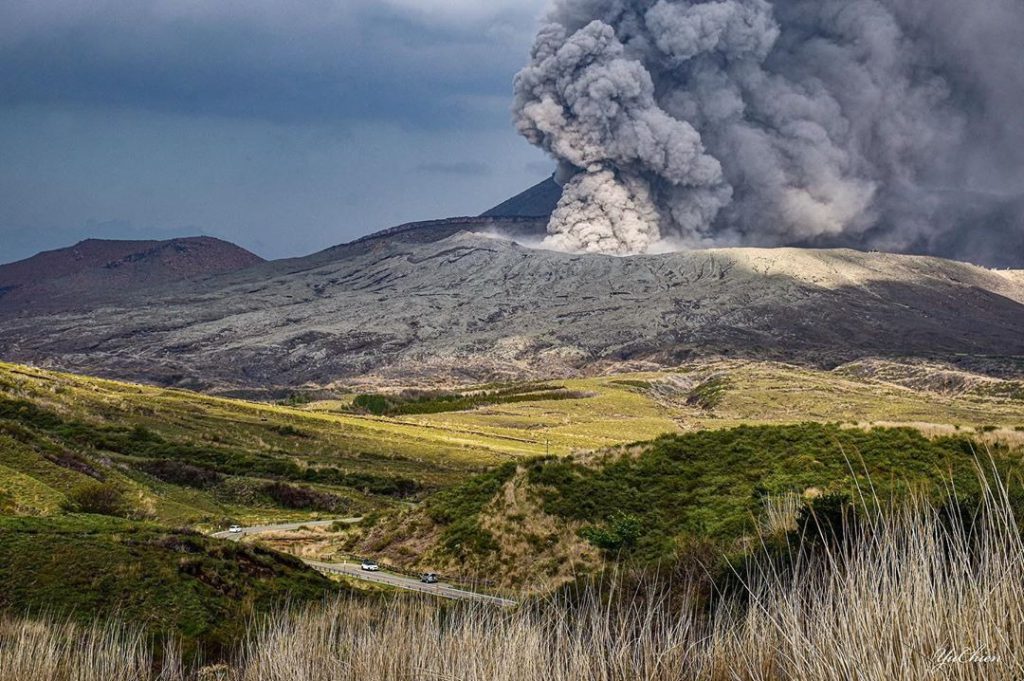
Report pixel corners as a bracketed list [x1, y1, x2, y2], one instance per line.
[211, 520, 517, 607]
[211, 518, 360, 541]
[306, 560, 516, 607]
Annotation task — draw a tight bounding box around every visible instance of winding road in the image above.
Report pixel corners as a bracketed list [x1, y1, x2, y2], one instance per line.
[211, 520, 516, 607]
[211, 518, 358, 541]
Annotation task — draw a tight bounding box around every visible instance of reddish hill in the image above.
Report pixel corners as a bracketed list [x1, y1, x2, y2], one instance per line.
[0, 237, 264, 312]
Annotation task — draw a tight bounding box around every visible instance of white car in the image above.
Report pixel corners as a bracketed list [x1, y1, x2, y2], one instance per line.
[361, 559, 380, 572]
[229, 525, 243, 534]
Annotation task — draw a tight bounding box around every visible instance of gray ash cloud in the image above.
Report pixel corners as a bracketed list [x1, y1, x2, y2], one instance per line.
[513, 0, 1024, 264]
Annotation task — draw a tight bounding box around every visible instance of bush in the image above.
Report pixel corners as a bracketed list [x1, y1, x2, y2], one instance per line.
[581, 511, 644, 554]
[63, 482, 129, 517]
[514, 423, 1018, 564]
[261, 482, 347, 512]
[350, 385, 584, 417]
[301, 467, 421, 498]
[137, 460, 223, 490]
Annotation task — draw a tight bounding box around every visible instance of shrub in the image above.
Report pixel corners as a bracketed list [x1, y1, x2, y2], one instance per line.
[261, 482, 347, 512]
[137, 460, 223, 490]
[581, 511, 644, 554]
[350, 385, 585, 417]
[301, 467, 421, 498]
[63, 482, 129, 517]
[795, 492, 855, 547]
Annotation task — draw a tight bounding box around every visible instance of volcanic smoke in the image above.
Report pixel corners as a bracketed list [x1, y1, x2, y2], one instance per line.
[513, 0, 1024, 263]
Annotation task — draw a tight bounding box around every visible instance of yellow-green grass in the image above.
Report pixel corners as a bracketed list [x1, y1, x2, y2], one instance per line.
[345, 360, 1024, 454]
[0, 361, 515, 527]
[0, 463, 64, 515]
[0, 362, 527, 471]
[4, 359, 1024, 528]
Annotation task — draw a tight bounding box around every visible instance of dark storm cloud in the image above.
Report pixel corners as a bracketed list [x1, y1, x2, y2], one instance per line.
[0, 1, 553, 264]
[0, 1, 540, 129]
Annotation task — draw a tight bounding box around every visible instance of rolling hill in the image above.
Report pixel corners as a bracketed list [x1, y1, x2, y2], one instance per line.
[0, 236, 264, 313]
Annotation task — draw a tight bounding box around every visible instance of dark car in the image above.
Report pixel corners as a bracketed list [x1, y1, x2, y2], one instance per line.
[420, 572, 439, 584]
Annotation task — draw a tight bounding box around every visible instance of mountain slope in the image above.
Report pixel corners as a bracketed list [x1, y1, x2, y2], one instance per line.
[482, 176, 561, 218]
[0, 236, 264, 313]
[0, 515, 337, 658]
[0, 226, 1022, 390]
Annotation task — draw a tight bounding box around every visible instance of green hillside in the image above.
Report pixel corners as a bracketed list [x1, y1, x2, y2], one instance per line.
[0, 515, 339, 658]
[0, 361, 505, 527]
[351, 423, 1024, 590]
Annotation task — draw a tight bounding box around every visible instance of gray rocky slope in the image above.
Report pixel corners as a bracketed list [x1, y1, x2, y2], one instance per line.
[0, 216, 1022, 392]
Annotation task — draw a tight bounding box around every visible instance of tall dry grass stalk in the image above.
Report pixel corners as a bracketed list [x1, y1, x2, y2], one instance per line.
[0, 616, 182, 681]
[759, 492, 803, 535]
[4, 474, 1024, 680]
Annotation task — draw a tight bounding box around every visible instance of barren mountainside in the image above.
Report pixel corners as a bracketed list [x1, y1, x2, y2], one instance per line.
[0, 236, 264, 313]
[0, 217, 1021, 391]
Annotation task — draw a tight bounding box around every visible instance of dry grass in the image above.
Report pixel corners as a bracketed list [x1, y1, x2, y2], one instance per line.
[6, 475, 1024, 680]
[759, 492, 804, 536]
[0, 616, 182, 681]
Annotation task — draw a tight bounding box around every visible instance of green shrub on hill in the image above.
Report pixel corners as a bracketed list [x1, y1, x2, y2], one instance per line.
[0, 516, 339, 660]
[426, 462, 518, 557]
[448, 424, 1020, 565]
[532, 424, 1018, 560]
[62, 482, 130, 517]
[350, 384, 587, 416]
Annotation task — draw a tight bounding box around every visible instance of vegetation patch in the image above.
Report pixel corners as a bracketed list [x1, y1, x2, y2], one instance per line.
[136, 460, 224, 489]
[62, 482, 131, 517]
[426, 462, 519, 556]
[525, 423, 1017, 561]
[351, 384, 588, 416]
[0, 515, 339, 659]
[261, 481, 348, 512]
[686, 375, 730, 410]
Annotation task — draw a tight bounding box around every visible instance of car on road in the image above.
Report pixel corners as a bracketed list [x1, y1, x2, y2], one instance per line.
[361, 559, 380, 572]
[228, 525, 243, 533]
[420, 572, 439, 584]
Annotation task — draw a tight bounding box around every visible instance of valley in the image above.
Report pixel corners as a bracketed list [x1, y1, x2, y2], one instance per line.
[3, 355, 1024, 614]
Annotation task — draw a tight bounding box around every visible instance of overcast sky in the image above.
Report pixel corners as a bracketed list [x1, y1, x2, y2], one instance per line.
[0, 0, 552, 263]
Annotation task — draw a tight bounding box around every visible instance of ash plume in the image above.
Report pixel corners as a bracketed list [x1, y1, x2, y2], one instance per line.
[513, 0, 1024, 263]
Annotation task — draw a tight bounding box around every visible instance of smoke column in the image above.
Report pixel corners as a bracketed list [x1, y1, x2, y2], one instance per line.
[513, 0, 1024, 263]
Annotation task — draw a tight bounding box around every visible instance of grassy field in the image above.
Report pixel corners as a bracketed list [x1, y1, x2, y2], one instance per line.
[0, 361, 516, 527]
[3, 358, 1023, 529]
[331, 360, 1024, 455]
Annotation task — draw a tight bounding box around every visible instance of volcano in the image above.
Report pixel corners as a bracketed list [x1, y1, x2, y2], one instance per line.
[0, 215, 1021, 393]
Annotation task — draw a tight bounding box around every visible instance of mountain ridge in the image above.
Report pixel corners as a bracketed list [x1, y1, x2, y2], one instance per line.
[0, 236, 264, 313]
[1, 225, 1022, 391]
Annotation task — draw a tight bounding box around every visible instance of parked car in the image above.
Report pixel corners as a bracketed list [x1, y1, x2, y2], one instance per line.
[228, 525, 243, 533]
[420, 572, 439, 584]
[361, 559, 380, 572]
